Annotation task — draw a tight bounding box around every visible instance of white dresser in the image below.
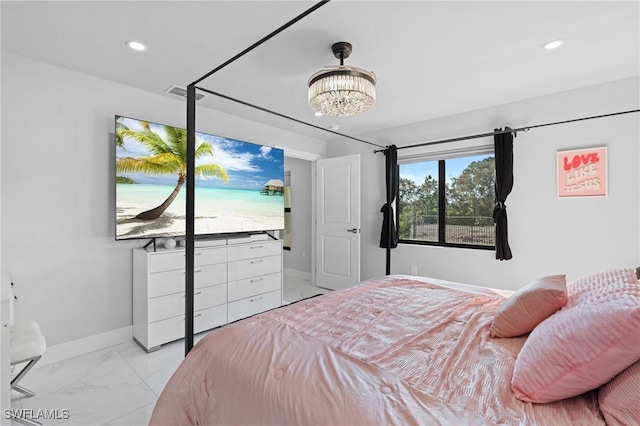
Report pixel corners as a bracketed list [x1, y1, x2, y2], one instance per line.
[227, 241, 283, 323]
[133, 238, 282, 351]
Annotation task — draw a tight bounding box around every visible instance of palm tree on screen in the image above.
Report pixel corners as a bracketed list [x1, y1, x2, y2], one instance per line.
[115, 118, 127, 148]
[116, 121, 229, 220]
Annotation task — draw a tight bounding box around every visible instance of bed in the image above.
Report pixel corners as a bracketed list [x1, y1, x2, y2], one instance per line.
[149, 272, 640, 425]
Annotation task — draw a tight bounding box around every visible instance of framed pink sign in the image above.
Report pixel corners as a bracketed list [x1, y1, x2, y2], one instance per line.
[557, 147, 607, 197]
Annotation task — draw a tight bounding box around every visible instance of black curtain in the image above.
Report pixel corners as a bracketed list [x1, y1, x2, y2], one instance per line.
[380, 146, 398, 274]
[493, 128, 514, 260]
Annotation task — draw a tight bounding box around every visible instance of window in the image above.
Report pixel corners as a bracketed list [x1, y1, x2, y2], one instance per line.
[398, 153, 495, 248]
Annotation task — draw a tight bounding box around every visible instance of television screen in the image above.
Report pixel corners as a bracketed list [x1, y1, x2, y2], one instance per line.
[115, 115, 285, 240]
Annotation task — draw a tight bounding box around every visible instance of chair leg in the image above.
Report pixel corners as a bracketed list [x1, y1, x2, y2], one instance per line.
[11, 356, 41, 397]
[9, 413, 42, 426]
[9, 358, 42, 425]
[12, 384, 36, 397]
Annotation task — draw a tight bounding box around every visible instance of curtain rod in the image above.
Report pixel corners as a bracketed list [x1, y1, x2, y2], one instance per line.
[196, 86, 386, 149]
[192, 0, 330, 85]
[373, 109, 640, 153]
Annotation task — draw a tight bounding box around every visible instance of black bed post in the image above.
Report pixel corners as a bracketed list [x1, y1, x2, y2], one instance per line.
[185, 84, 196, 356]
[179, 1, 334, 357]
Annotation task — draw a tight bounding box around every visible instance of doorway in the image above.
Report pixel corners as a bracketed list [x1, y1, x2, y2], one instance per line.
[282, 156, 323, 303]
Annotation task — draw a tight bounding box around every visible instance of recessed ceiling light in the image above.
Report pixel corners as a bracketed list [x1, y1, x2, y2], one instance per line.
[543, 40, 563, 50]
[314, 111, 323, 117]
[329, 124, 340, 131]
[126, 40, 146, 51]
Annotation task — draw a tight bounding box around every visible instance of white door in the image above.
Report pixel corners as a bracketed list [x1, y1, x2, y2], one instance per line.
[315, 154, 361, 290]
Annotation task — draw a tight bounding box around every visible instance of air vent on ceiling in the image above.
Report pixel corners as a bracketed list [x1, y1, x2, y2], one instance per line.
[164, 84, 206, 101]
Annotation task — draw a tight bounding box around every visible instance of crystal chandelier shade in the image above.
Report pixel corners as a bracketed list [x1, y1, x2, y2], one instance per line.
[307, 42, 376, 117]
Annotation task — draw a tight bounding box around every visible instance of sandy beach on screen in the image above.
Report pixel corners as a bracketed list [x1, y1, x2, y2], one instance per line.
[116, 203, 282, 239]
[116, 182, 285, 239]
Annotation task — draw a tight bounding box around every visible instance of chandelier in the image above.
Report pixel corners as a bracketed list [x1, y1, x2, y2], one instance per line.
[308, 42, 377, 117]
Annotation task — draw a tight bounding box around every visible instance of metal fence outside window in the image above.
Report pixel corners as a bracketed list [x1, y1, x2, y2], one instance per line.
[400, 214, 495, 246]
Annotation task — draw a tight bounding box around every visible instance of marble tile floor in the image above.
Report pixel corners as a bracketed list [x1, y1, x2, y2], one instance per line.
[282, 274, 332, 304]
[10, 275, 330, 425]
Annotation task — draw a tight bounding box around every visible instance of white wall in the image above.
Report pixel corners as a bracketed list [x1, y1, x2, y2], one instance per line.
[0, 35, 3, 284]
[327, 77, 640, 290]
[283, 156, 312, 274]
[0, 53, 326, 346]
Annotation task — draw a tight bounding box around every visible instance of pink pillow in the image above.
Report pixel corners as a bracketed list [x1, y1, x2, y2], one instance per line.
[599, 359, 640, 425]
[511, 268, 640, 403]
[490, 275, 566, 338]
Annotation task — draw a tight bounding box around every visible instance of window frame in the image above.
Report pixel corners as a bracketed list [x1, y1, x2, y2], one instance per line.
[397, 153, 496, 250]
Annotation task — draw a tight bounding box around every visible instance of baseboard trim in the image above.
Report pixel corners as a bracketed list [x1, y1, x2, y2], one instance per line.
[38, 326, 133, 367]
[283, 268, 312, 281]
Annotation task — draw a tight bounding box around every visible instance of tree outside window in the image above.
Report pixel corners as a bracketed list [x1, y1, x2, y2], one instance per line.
[398, 154, 495, 248]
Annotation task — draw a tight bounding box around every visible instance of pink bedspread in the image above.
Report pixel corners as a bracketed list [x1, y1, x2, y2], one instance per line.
[150, 275, 604, 425]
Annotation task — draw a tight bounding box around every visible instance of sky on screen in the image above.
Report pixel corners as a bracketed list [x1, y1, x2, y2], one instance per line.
[116, 116, 284, 190]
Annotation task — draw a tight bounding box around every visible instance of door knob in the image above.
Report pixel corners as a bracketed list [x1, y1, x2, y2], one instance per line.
[347, 228, 360, 233]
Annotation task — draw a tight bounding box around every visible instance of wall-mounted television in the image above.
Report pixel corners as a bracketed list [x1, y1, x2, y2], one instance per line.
[115, 115, 285, 240]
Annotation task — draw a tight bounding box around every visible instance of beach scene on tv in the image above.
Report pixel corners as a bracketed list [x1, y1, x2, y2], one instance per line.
[115, 116, 285, 240]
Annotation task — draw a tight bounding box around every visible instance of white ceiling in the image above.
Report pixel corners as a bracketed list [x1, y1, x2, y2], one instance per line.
[2, 1, 638, 144]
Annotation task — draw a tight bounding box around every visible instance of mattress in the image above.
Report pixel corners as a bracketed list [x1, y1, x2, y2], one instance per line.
[150, 275, 603, 425]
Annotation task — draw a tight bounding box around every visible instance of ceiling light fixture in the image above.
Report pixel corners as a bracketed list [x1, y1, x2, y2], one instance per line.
[308, 42, 376, 117]
[126, 40, 146, 51]
[543, 39, 564, 50]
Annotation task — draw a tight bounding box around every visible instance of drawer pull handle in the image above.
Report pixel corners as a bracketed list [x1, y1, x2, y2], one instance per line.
[250, 296, 264, 302]
[250, 245, 264, 249]
[250, 278, 264, 283]
[250, 260, 264, 264]
[183, 313, 202, 320]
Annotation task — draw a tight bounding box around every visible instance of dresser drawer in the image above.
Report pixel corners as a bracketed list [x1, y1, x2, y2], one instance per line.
[194, 304, 227, 334]
[148, 291, 183, 323]
[148, 251, 185, 273]
[227, 242, 281, 262]
[228, 272, 281, 302]
[195, 263, 227, 289]
[194, 284, 227, 311]
[148, 283, 226, 322]
[147, 247, 227, 273]
[228, 255, 281, 282]
[148, 315, 183, 349]
[228, 290, 281, 323]
[148, 263, 226, 298]
[194, 247, 227, 266]
[148, 269, 184, 298]
[148, 304, 227, 348]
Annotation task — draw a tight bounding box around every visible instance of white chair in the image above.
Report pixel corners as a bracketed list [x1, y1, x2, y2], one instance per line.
[11, 320, 46, 396]
[10, 320, 46, 426]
